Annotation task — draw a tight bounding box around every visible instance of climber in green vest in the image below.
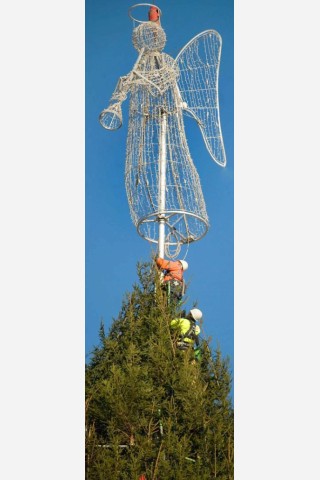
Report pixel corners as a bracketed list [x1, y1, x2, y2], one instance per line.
[170, 308, 202, 353]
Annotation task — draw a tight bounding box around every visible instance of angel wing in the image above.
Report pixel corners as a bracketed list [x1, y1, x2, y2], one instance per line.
[175, 30, 226, 167]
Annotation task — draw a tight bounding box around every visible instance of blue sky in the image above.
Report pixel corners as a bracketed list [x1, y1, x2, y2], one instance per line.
[86, 0, 234, 382]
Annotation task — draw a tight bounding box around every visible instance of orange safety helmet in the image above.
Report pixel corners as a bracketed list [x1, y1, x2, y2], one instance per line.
[148, 6, 160, 22]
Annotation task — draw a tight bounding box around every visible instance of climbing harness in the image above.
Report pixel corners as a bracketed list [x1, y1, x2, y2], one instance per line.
[166, 278, 185, 304]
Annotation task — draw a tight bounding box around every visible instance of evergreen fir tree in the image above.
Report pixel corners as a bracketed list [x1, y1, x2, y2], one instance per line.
[86, 261, 234, 479]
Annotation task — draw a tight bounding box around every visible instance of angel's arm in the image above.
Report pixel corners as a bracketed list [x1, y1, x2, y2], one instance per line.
[99, 75, 131, 131]
[99, 48, 145, 131]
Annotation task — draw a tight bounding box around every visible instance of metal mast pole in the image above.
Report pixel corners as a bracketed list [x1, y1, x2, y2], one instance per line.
[158, 109, 167, 257]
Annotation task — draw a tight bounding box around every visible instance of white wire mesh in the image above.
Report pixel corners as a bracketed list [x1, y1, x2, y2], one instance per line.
[125, 40, 209, 248]
[175, 30, 227, 167]
[100, 21, 227, 257]
[99, 104, 122, 130]
[132, 22, 166, 52]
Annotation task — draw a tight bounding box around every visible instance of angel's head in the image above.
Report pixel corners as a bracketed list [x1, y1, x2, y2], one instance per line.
[132, 22, 166, 52]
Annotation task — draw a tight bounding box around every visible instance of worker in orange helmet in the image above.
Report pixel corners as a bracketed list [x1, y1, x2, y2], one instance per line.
[148, 5, 160, 24]
[155, 256, 188, 302]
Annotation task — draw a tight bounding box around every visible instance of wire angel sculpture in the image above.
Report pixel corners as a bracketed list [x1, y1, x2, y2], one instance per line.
[99, 4, 226, 259]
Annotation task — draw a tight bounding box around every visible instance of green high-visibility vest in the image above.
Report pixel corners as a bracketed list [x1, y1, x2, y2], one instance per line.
[170, 318, 200, 344]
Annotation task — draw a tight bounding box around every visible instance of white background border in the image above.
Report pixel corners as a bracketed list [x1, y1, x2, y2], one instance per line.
[235, 0, 320, 478]
[1, 0, 84, 477]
